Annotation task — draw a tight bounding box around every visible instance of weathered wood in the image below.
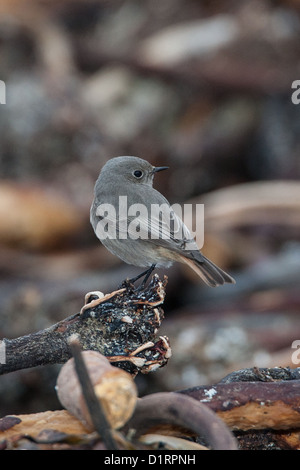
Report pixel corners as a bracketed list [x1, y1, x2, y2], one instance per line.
[0, 275, 171, 376]
[56, 347, 137, 431]
[125, 392, 238, 450]
[178, 367, 300, 431]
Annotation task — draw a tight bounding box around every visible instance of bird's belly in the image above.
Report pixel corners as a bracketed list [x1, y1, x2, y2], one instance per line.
[100, 237, 173, 268]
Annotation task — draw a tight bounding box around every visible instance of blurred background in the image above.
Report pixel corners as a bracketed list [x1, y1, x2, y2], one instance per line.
[0, 0, 300, 417]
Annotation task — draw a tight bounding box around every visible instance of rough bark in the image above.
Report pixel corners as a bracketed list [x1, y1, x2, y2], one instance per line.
[0, 275, 171, 376]
[177, 367, 300, 431]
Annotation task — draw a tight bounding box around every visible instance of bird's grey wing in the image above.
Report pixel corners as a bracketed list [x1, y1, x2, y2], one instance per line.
[145, 203, 199, 252]
[119, 187, 198, 251]
[91, 189, 198, 251]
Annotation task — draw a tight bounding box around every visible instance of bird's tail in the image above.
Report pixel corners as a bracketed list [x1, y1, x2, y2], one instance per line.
[179, 252, 235, 287]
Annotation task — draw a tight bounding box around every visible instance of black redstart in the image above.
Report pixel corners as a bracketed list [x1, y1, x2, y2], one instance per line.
[90, 156, 235, 287]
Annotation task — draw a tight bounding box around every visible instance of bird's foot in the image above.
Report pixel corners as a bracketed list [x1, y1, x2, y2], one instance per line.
[118, 264, 157, 291]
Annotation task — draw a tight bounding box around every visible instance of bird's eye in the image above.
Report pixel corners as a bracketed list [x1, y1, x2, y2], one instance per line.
[133, 170, 143, 178]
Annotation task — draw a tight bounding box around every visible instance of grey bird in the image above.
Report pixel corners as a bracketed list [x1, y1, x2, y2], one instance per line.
[90, 156, 235, 287]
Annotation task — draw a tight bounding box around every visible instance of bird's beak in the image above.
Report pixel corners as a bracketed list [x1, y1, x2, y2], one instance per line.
[151, 166, 169, 174]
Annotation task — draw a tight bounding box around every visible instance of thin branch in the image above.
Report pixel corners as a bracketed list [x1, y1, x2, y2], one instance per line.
[69, 339, 118, 450]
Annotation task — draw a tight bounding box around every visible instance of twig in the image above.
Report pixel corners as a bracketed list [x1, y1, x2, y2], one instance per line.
[69, 339, 118, 450]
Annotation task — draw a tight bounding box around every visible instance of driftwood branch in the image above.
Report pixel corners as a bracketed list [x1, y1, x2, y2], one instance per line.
[0, 275, 171, 376]
[56, 344, 238, 450]
[177, 367, 300, 432]
[1, 366, 300, 449]
[1, 272, 300, 449]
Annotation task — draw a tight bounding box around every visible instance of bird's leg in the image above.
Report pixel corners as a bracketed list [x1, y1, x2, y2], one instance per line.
[121, 264, 156, 290]
[138, 264, 157, 289]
